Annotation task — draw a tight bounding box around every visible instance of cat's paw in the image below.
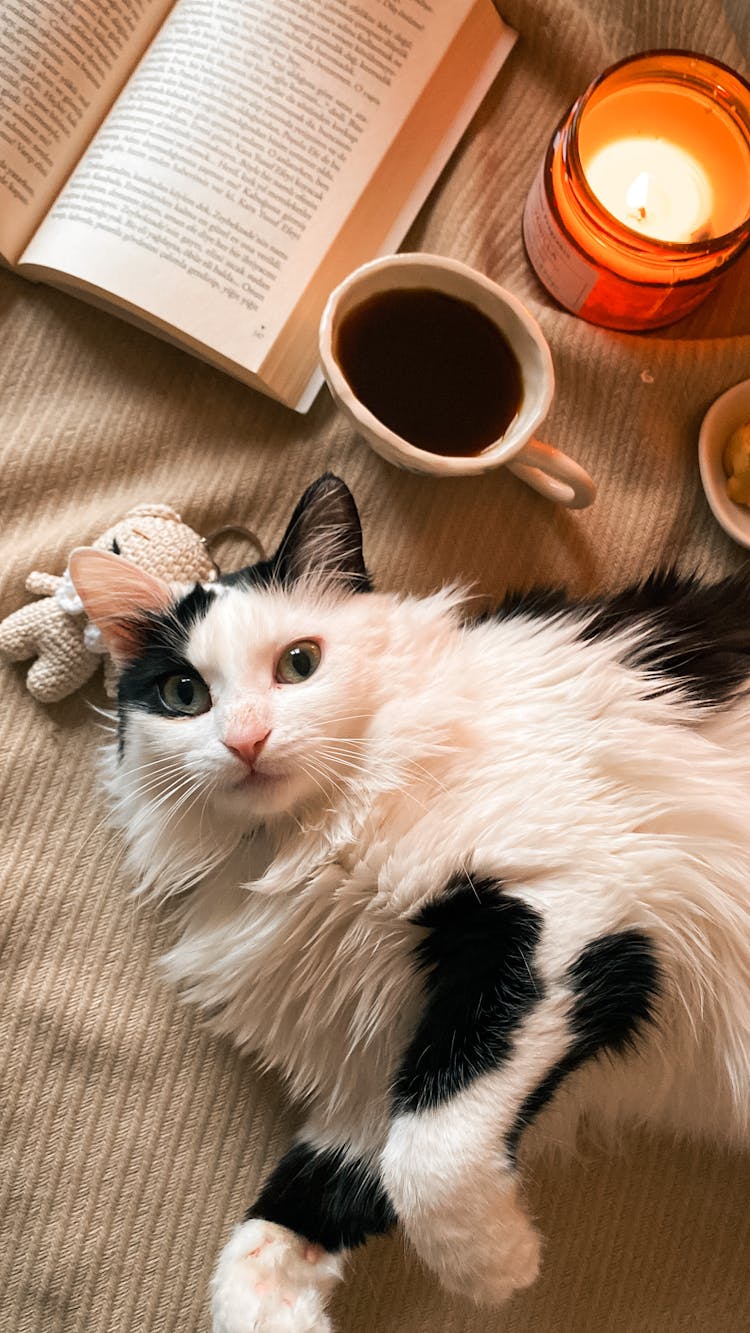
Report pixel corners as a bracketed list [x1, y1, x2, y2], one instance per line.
[210, 1218, 343, 1333]
[408, 1187, 542, 1307]
[441, 1211, 541, 1305]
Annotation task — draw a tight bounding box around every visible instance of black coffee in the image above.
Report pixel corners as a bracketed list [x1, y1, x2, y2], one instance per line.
[334, 286, 523, 457]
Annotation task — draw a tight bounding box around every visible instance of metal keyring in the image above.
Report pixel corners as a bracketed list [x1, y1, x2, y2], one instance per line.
[203, 524, 266, 576]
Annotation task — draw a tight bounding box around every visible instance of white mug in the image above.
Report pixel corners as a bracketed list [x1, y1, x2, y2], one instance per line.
[319, 253, 596, 509]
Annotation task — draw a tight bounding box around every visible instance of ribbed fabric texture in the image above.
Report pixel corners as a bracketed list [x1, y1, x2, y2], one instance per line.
[1, 2, 749, 1329]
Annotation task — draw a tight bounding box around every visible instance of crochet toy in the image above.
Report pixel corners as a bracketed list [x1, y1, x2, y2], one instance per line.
[0, 505, 217, 703]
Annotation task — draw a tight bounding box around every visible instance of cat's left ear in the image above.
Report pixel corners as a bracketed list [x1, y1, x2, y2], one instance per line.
[69, 548, 173, 663]
[273, 474, 370, 591]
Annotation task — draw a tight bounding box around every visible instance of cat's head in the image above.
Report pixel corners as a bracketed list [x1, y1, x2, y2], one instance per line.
[69, 476, 394, 879]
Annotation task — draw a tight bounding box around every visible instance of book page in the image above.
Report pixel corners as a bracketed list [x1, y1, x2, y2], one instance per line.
[263, 3, 515, 410]
[0, 0, 174, 263]
[21, 0, 507, 394]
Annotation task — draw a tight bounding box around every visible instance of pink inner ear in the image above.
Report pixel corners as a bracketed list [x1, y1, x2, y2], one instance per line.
[69, 547, 173, 662]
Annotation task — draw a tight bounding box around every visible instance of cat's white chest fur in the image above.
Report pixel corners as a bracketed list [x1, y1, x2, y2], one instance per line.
[161, 811, 428, 1144]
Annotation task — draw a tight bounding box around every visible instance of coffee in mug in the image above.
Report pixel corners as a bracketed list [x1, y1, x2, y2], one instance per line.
[319, 253, 596, 508]
[334, 287, 524, 459]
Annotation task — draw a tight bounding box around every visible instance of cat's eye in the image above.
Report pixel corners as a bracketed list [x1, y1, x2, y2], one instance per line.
[158, 673, 211, 716]
[275, 639, 322, 684]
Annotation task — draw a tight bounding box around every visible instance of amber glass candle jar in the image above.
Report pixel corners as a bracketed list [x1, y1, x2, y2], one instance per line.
[523, 51, 750, 330]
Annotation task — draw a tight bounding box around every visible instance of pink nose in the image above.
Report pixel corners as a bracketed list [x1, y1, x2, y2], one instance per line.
[224, 730, 270, 769]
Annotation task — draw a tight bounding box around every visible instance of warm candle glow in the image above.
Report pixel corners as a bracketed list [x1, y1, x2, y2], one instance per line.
[523, 53, 750, 330]
[585, 136, 715, 243]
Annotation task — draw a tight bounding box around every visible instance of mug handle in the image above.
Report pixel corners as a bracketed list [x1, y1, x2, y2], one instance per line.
[505, 439, 596, 509]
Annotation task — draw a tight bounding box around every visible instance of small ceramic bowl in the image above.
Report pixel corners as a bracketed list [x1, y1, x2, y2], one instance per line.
[698, 378, 750, 547]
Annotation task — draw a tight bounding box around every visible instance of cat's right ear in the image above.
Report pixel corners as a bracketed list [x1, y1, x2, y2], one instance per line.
[69, 548, 172, 664]
[273, 474, 370, 591]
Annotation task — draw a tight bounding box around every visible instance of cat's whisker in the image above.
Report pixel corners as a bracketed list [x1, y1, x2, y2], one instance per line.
[167, 822, 239, 895]
[316, 739, 450, 796]
[305, 749, 370, 793]
[125, 775, 201, 810]
[152, 774, 209, 821]
[128, 767, 201, 799]
[67, 813, 119, 872]
[126, 760, 195, 789]
[297, 762, 333, 806]
[123, 753, 191, 775]
[314, 749, 375, 776]
[120, 753, 200, 779]
[318, 750, 434, 814]
[459, 867, 482, 907]
[403, 757, 450, 793]
[128, 775, 203, 832]
[196, 775, 221, 852]
[314, 741, 450, 799]
[132, 782, 232, 898]
[87, 700, 119, 725]
[167, 805, 223, 877]
[297, 755, 350, 810]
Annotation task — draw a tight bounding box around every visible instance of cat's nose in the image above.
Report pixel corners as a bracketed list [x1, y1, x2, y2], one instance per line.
[223, 730, 271, 769]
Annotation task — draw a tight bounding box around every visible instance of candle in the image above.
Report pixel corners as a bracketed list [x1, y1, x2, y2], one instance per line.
[523, 52, 750, 330]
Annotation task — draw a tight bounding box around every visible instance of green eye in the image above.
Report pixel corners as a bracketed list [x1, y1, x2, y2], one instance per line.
[158, 673, 211, 716]
[275, 640, 321, 684]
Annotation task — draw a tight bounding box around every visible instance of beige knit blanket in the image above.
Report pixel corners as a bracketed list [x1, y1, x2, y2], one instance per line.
[2, 2, 749, 1329]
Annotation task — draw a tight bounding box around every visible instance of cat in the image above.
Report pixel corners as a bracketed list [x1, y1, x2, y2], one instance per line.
[70, 474, 750, 1333]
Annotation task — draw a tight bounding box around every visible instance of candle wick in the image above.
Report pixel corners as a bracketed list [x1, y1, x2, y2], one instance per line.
[624, 172, 651, 226]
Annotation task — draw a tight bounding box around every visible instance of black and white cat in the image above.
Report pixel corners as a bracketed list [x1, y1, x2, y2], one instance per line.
[70, 475, 750, 1333]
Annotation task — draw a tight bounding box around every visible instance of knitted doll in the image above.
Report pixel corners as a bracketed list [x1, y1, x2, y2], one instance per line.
[0, 505, 217, 703]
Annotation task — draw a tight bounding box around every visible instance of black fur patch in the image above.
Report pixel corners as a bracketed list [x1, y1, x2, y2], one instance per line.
[506, 928, 659, 1155]
[220, 558, 280, 592]
[393, 876, 543, 1114]
[496, 571, 750, 708]
[117, 584, 215, 718]
[491, 586, 573, 623]
[246, 1141, 396, 1251]
[583, 571, 750, 706]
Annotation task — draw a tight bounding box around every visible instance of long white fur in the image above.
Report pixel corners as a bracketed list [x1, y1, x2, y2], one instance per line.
[104, 577, 750, 1323]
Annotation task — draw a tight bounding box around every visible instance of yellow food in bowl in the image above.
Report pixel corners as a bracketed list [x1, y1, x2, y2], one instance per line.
[723, 420, 750, 506]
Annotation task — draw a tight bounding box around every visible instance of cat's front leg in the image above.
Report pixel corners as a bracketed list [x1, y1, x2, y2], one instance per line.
[211, 1138, 395, 1333]
[381, 877, 659, 1306]
[381, 1039, 547, 1305]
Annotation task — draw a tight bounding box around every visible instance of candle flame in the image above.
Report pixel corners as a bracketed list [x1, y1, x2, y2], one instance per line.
[586, 138, 716, 244]
[625, 171, 650, 217]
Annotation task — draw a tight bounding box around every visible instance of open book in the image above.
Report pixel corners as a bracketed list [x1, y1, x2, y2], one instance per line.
[1, 1, 515, 411]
